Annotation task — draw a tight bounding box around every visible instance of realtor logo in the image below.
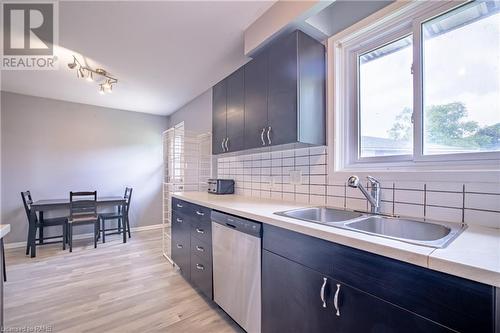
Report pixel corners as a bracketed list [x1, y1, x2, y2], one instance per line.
[1, 1, 58, 69]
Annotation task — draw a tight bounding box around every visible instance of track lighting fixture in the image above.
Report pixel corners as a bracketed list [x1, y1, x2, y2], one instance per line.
[67, 55, 118, 94]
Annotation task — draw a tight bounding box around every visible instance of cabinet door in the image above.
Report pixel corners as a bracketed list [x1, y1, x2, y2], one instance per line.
[212, 80, 227, 154]
[267, 31, 298, 146]
[335, 282, 453, 333]
[226, 67, 245, 152]
[244, 52, 269, 150]
[262, 250, 337, 333]
[171, 212, 190, 279]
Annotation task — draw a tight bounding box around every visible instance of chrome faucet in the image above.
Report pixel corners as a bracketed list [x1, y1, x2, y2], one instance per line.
[347, 175, 381, 214]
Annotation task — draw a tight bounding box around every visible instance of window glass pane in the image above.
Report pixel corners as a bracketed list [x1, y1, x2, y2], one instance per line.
[359, 35, 413, 158]
[422, 1, 500, 155]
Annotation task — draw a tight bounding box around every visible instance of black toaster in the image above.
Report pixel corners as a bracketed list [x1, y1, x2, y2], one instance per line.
[208, 179, 235, 194]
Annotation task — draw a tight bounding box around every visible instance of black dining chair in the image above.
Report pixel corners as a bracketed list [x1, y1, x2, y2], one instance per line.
[68, 191, 99, 252]
[21, 191, 68, 255]
[99, 187, 132, 243]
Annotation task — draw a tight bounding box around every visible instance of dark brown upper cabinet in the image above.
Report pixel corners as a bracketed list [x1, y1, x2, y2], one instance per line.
[212, 67, 245, 154]
[213, 30, 325, 155]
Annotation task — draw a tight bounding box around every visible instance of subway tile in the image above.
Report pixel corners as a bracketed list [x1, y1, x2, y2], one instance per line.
[395, 189, 423, 205]
[295, 165, 310, 175]
[251, 168, 260, 176]
[346, 198, 367, 211]
[466, 182, 500, 194]
[295, 184, 310, 194]
[394, 202, 423, 219]
[271, 151, 282, 159]
[426, 191, 462, 209]
[282, 157, 294, 167]
[251, 182, 261, 190]
[310, 175, 327, 185]
[261, 159, 271, 167]
[295, 148, 309, 156]
[309, 146, 327, 155]
[296, 194, 310, 204]
[283, 192, 295, 202]
[251, 175, 260, 183]
[327, 196, 344, 208]
[261, 167, 271, 176]
[309, 154, 326, 165]
[251, 189, 261, 198]
[295, 156, 309, 166]
[282, 150, 295, 158]
[261, 152, 271, 160]
[270, 182, 282, 192]
[261, 190, 271, 199]
[251, 153, 261, 161]
[426, 206, 462, 223]
[271, 191, 283, 201]
[252, 159, 261, 167]
[271, 167, 282, 176]
[310, 185, 326, 196]
[466, 193, 500, 212]
[464, 209, 500, 228]
[310, 194, 326, 205]
[272, 158, 282, 167]
[243, 160, 252, 168]
[309, 164, 326, 175]
[328, 185, 345, 197]
[282, 184, 295, 193]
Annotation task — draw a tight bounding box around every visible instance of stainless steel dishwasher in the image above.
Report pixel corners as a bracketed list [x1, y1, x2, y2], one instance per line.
[212, 211, 261, 333]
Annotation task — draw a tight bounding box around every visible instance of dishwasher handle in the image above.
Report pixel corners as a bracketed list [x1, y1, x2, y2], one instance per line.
[211, 210, 262, 238]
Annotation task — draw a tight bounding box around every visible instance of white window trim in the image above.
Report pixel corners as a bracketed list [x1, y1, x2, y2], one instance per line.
[327, 0, 500, 182]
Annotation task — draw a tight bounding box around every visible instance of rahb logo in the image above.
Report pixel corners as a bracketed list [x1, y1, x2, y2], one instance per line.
[1, 1, 58, 70]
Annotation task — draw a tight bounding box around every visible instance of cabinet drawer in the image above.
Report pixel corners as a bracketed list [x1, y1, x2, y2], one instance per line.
[171, 233, 190, 280]
[187, 203, 211, 223]
[172, 198, 190, 214]
[171, 211, 190, 233]
[263, 224, 495, 333]
[191, 238, 212, 263]
[190, 256, 213, 299]
[190, 218, 212, 245]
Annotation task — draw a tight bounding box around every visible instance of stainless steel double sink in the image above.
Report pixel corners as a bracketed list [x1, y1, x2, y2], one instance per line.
[274, 207, 466, 248]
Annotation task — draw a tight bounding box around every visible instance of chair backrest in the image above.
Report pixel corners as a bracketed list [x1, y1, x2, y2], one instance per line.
[124, 187, 133, 212]
[21, 191, 35, 224]
[70, 191, 97, 219]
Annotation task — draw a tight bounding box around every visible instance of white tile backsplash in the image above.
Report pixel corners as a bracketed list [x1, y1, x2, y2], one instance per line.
[217, 147, 500, 229]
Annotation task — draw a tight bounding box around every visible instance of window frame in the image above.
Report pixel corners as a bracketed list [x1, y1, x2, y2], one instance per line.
[329, 0, 500, 173]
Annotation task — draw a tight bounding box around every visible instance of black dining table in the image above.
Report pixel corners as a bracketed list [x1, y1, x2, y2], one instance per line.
[29, 196, 127, 257]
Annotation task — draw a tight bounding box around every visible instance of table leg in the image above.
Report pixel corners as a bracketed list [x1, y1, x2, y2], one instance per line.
[29, 210, 37, 258]
[39, 211, 44, 244]
[122, 203, 127, 244]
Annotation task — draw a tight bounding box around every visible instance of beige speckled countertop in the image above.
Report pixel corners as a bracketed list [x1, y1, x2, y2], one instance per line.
[0, 224, 10, 240]
[173, 192, 500, 287]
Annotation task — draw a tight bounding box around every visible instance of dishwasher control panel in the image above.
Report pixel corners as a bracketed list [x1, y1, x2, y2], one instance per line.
[211, 210, 262, 238]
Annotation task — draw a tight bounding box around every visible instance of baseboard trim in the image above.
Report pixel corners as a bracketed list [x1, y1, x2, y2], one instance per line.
[5, 223, 163, 249]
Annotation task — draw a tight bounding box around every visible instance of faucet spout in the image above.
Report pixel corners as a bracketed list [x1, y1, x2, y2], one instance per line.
[347, 175, 381, 214]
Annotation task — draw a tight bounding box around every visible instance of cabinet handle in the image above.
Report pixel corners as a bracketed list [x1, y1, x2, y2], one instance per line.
[196, 210, 205, 216]
[320, 277, 327, 308]
[267, 126, 272, 145]
[261, 128, 266, 146]
[196, 246, 204, 252]
[196, 228, 205, 234]
[221, 138, 226, 152]
[176, 244, 183, 249]
[196, 264, 205, 270]
[176, 203, 183, 208]
[176, 218, 183, 223]
[225, 137, 229, 151]
[334, 284, 341, 316]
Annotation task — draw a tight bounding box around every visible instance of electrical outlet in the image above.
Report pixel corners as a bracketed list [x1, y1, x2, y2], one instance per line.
[289, 170, 302, 185]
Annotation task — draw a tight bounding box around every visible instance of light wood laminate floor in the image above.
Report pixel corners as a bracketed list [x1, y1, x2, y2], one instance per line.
[4, 230, 243, 333]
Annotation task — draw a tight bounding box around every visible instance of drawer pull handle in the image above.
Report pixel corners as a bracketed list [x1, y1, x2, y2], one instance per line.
[334, 284, 341, 316]
[267, 126, 272, 145]
[196, 246, 204, 252]
[176, 203, 183, 208]
[176, 218, 183, 223]
[196, 210, 205, 216]
[261, 128, 266, 146]
[320, 277, 327, 308]
[196, 228, 205, 234]
[196, 264, 205, 270]
[176, 244, 183, 249]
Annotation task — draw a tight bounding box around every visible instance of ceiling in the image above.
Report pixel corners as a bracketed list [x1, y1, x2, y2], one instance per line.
[1, 1, 274, 115]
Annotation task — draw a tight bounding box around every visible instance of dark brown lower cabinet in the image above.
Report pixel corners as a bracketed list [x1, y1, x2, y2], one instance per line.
[262, 250, 453, 333]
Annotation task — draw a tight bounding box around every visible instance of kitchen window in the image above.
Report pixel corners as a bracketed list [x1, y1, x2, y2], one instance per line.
[331, 0, 500, 170]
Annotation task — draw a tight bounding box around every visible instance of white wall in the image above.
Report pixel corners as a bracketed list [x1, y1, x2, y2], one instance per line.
[1, 92, 168, 243]
[168, 88, 212, 133]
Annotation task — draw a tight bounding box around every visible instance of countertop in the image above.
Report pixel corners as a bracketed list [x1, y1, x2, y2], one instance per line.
[172, 192, 500, 287]
[0, 224, 10, 240]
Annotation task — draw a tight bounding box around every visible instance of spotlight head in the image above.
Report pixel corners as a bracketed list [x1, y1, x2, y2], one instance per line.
[67, 62, 77, 69]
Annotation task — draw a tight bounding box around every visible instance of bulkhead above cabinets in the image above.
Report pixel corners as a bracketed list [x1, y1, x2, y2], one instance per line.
[212, 30, 326, 155]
